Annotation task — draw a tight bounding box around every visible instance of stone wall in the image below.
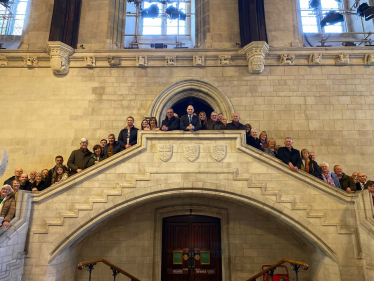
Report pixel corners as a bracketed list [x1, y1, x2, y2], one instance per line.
[1, 64, 374, 182]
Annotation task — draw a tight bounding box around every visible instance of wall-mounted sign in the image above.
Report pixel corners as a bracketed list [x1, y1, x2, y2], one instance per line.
[200, 251, 210, 265]
[173, 250, 183, 264]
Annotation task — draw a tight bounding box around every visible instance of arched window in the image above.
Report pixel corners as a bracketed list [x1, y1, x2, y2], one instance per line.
[0, 0, 29, 36]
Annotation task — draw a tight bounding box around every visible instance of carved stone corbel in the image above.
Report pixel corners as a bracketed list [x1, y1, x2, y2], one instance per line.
[218, 55, 231, 66]
[365, 54, 374, 65]
[0, 55, 8, 67]
[84, 56, 96, 67]
[46, 41, 74, 75]
[309, 53, 322, 65]
[22, 56, 38, 67]
[335, 53, 349, 65]
[239, 41, 269, 74]
[279, 54, 295, 65]
[165, 56, 176, 66]
[136, 55, 147, 67]
[193, 56, 204, 66]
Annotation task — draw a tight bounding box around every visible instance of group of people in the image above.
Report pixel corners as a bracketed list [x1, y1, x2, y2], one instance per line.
[1, 104, 374, 228]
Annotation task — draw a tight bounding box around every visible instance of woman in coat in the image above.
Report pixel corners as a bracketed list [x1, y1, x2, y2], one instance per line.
[0, 185, 16, 228]
[300, 149, 321, 179]
[246, 128, 263, 151]
[87, 145, 106, 168]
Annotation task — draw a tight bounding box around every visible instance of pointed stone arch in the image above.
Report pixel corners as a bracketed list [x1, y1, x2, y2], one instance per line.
[149, 79, 235, 122]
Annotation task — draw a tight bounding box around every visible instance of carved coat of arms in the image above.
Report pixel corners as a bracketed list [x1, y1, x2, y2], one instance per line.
[212, 144, 226, 162]
[184, 144, 199, 162]
[158, 144, 173, 162]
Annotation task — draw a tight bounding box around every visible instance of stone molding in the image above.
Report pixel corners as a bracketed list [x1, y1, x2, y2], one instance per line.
[0, 47, 374, 69]
[184, 144, 199, 162]
[148, 79, 235, 125]
[22, 55, 38, 67]
[239, 41, 269, 74]
[45, 41, 74, 75]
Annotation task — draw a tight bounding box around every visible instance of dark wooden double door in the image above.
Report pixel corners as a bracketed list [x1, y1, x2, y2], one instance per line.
[161, 215, 222, 281]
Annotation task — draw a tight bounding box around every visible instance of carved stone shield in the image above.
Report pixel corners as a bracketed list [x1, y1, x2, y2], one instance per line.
[212, 144, 226, 162]
[184, 144, 199, 162]
[158, 144, 173, 162]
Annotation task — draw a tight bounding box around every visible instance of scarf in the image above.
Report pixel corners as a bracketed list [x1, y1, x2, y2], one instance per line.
[322, 172, 335, 186]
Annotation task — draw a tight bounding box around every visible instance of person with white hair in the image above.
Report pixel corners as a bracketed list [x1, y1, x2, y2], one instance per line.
[0, 185, 16, 228]
[320, 162, 341, 188]
[67, 138, 92, 175]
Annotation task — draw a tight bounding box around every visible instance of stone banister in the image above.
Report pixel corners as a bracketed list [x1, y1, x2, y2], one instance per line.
[32, 131, 356, 204]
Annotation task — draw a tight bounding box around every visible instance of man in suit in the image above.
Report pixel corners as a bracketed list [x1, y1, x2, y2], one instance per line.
[180, 105, 200, 131]
[356, 172, 367, 191]
[277, 137, 302, 172]
[118, 116, 139, 150]
[161, 108, 180, 131]
[103, 134, 122, 158]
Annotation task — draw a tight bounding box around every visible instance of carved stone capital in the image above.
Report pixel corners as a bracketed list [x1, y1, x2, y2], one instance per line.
[239, 41, 269, 74]
[46, 41, 74, 75]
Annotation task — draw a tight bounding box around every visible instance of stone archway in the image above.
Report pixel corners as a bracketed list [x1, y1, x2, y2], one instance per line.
[149, 79, 235, 122]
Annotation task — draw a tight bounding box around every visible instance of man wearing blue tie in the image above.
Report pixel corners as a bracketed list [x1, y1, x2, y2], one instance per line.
[180, 105, 200, 131]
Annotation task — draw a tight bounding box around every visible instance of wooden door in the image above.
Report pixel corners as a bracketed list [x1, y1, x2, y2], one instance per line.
[161, 215, 222, 281]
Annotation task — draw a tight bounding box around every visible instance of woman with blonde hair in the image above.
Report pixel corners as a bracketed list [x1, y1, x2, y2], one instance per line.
[264, 138, 278, 157]
[300, 149, 321, 179]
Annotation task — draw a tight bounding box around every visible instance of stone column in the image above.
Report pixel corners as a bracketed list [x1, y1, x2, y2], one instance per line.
[46, 41, 74, 75]
[239, 41, 269, 74]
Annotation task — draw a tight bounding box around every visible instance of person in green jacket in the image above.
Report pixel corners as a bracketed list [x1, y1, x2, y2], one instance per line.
[334, 165, 356, 192]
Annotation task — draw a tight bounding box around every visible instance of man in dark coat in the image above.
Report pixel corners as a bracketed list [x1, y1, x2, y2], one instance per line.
[277, 137, 302, 171]
[45, 156, 70, 188]
[19, 173, 32, 191]
[180, 105, 200, 131]
[203, 111, 224, 130]
[67, 138, 92, 175]
[161, 109, 180, 131]
[3, 167, 23, 186]
[356, 172, 367, 191]
[118, 116, 139, 150]
[334, 165, 356, 192]
[103, 134, 122, 158]
[226, 112, 246, 130]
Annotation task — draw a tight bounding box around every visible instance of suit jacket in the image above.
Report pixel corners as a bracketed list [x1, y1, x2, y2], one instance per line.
[277, 147, 302, 169]
[118, 127, 138, 149]
[161, 116, 180, 131]
[180, 115, 200, 131]
[356, 181, 366, 191]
